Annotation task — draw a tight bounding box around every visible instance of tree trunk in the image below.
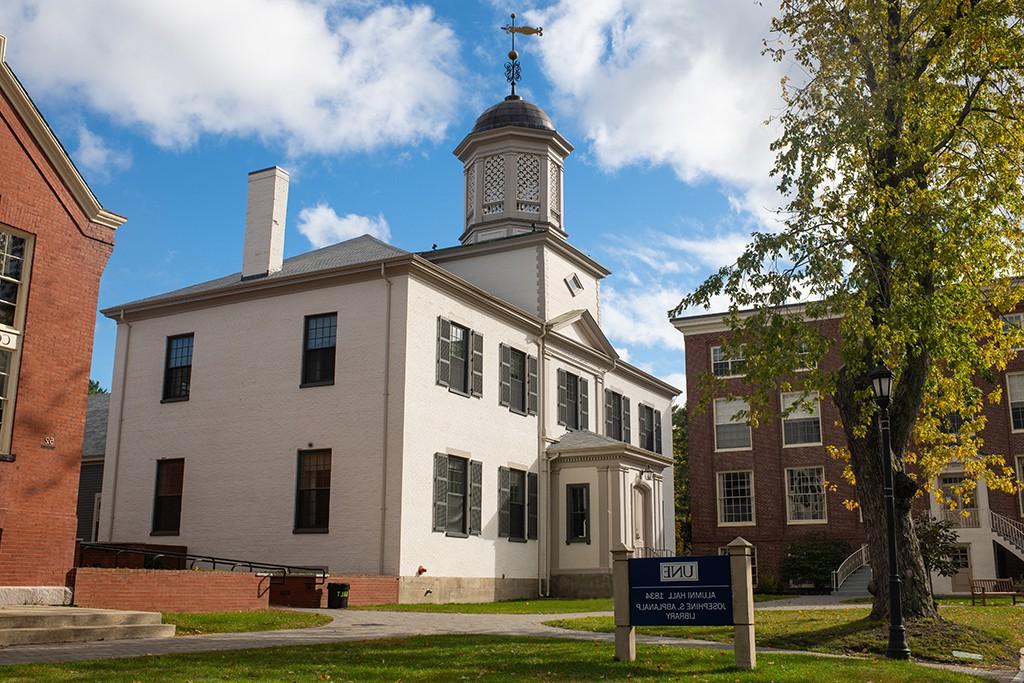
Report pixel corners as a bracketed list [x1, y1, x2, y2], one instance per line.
[835, 368, 939, 621]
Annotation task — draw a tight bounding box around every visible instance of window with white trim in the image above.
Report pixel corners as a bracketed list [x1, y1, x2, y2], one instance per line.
[1016, 456, 1024, 516]
[796, 343, 817, 370]
[786, 466, 827, 523]
[436, 317, 483, 398]
[781, 391, 822, 446]
[717, 471, 754, 525]
[1003, 313, 1024, 350]
[0, 228, 30, 455]
[557, 369, 588, 430]
[714, 398, 751, 451]
[719, 545, 758, 586]
[711, 346, 745, 377]
[1008, 373, 1024, 431]
[432, 453, 482, 537]
[604, 389, 631, 443]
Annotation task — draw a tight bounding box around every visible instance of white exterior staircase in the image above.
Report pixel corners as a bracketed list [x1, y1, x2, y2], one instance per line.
[831, 544, 871, 597]
[990, 510, 1024, 562]
[0, 607, 174, 647]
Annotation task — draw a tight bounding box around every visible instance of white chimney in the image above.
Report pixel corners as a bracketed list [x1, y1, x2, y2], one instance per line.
[243, 166, 289, 278]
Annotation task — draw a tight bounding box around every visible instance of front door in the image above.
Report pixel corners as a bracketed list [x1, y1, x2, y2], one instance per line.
[951, 544, 973, 593]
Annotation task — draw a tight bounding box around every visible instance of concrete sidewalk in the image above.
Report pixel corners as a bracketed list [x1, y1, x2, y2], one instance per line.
[0, 608, 1016, 682]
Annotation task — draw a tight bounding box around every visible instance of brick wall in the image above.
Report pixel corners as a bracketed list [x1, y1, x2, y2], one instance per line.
[71, 568, 270, 613]
[270, 575, 399, 608]
[684, 312, 1024, 586]
[0, 76, 117, 586]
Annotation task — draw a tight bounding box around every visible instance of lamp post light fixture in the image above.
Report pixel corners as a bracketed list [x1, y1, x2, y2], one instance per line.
[868, 362, 912, 660]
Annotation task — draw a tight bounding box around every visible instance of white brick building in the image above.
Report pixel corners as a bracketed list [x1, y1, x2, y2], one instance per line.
[99, 96, 679, 602]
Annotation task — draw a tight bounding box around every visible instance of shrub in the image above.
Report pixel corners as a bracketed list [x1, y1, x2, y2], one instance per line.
[780, 536, 852, 592]
[756, 572, 781, 594]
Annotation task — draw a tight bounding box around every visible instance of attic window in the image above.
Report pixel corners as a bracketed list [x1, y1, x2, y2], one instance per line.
[564, 274, 584, 297]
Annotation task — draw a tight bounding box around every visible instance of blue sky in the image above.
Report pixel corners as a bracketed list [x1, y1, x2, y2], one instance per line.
[1, 1, 788, 395]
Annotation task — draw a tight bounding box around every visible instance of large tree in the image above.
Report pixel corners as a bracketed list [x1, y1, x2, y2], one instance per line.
[674, 0, 1024, 621]
[672, 405, 691, 553]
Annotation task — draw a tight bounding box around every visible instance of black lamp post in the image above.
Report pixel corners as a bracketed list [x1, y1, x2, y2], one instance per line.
[869, 362, 912, 660]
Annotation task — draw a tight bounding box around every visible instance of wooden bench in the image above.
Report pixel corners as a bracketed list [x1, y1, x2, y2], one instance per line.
[969, 578, 1023, 605]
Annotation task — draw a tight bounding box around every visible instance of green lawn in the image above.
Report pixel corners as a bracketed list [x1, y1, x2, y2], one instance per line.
[546, 605, 1022, 669]
[0, 635, 986, 682]
[843, 595, 1021, 607]
[162, 609, 332, 636]
[358, 594, 790, 614]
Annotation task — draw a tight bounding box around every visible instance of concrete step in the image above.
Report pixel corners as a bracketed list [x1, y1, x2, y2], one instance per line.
[0, 607, 175, 647]
[0, 623, 175, 646]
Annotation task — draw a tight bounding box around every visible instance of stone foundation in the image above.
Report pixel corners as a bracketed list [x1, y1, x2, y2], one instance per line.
[398, 576, 538, 604]
[0, 586, 72, 606]
[550, 572, 612, 598]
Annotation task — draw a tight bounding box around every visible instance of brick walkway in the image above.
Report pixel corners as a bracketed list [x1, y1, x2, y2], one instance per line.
[0, 608, 1016, 681]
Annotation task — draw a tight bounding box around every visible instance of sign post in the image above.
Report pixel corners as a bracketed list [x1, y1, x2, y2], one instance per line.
[614, 537, 756, 669]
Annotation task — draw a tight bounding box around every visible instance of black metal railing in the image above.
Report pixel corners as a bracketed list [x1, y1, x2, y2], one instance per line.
[77, 542, 328, 582]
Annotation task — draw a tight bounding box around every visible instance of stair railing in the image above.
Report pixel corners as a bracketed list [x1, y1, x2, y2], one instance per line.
[989, 510, 1024, 556]
[831, 543, 869, 593]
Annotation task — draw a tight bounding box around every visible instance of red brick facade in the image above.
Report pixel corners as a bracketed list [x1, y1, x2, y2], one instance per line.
[71, 568, 270, 613]
[270, 575, 400, 607]
[682, 315, 1024, 586]
[0, 48, 120, 587]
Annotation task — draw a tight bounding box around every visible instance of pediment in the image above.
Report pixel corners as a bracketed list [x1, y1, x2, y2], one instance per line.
[546, 308, 618, 360]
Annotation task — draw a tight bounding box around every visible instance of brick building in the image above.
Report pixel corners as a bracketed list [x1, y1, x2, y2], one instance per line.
[673, 308, 1024, 594]
[0, 35, 125, 603]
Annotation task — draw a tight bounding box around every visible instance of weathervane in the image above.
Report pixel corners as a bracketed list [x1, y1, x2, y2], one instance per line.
[501, 13, 542, 98]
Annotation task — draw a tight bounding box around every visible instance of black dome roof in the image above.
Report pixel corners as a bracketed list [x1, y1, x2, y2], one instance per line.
[471, 96, 555, 134]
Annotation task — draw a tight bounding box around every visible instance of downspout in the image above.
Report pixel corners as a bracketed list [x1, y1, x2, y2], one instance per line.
[106, 309, 132, 540]
[378, 262, 393, 576]
[537, 323, 549, 597]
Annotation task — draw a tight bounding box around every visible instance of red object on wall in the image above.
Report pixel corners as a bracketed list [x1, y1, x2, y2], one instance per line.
[0, 37, 123, 588]
[71, 568, 270, 613]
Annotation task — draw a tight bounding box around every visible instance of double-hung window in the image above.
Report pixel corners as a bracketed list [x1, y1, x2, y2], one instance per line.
[1003, 313, 1024, 350]
[638, 404, 663, 453]
[499, 466, 537, 542]
[436, 317, 483, 397]
[295, 450, 331, 532]
[714, 398, 751, 451]
[162, 333, 194, 401]
[557, 369, 589, 430]
[566, 483, 590, 544]
[781, 391, 822, 446]
[786, 466, 827, 523]
[499, 344, 538, 415]
[1008, 374, 1024, 432]
[301, 313, 337, 386]
[717, 471, 754, 525]
[152, 458, 184, 535]
[604, 390, 631, 443]
[0, 228, 30, 456]
[432, 453, 482, 536]
[711, 345, 745, 377]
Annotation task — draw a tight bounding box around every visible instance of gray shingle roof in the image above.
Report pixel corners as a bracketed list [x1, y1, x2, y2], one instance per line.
[547, 430, 625, 451]
[116, 235, 408, 309]
[83, 393, 110, 458]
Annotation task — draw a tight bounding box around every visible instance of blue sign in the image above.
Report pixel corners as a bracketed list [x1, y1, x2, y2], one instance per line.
[628, 555, 734, 626]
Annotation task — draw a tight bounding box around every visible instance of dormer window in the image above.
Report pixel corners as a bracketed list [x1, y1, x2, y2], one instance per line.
[565, 273, 584, 297]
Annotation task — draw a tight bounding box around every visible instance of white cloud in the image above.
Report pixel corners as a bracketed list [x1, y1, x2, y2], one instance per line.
[0, 1, 460, 154]
[297, 204, 390, 248]
[602, 285, 686, 352]
[530, 0, 787, 224]
[73, 125, 132, 178]
[664, 372, 686, 403]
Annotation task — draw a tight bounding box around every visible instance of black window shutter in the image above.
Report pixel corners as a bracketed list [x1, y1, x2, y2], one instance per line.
[654, 408, 663, 454]
[583, 485, 591, 544]
[526, 355, 538, 415]
[604, 389, 613, 436]
[498, 466, 510, 538]
[499, 344, 511, 407]
[470, 331, 484, 397]
[469, 460, 482, 535]
[436, 318, 451, 388]
[623, 396, 632, 444]
[557, 369, 568, 425]
[432, 453, 448, 532]
[579, 378, 589, 430]
[639, 405, 649, 448]
[527, 472, 538, 540]
[565, 486, 572, 544]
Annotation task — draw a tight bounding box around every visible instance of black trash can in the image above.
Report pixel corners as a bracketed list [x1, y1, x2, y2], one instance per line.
[327, 582, 350, 609]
